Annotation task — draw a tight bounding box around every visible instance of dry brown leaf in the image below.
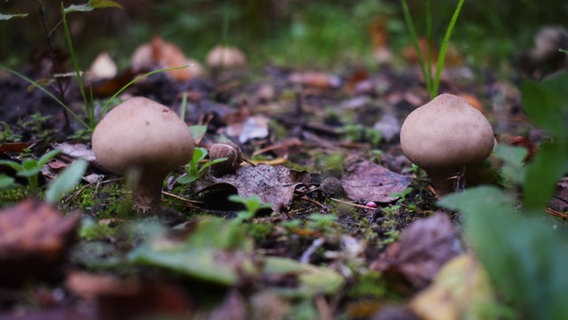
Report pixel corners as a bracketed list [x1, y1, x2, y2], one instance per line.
[196, 164, 311, 212]
[341, 160, 411, 203]
[370, 212, 464, 292]
[0, 199, 80, 286]
[66, 271, 193, 320]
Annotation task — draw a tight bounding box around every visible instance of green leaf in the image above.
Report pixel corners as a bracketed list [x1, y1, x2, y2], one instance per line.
[128, 218, 256, 285]
[90, 0, 123, 9]
[263, 256, 344, 298]
[19, 158, 40, 177]
[0, 160, 23, 172]
[523, 141, 568, 210]
[0, 13, 28, 20]
[189, 125, 208, 141]
[63, 4, 95, 14]
[521, 72, 568, 140]
[521, 72, 568, 210]
[38, 149, 62, 167]
[492, 144, 527, 187]
[0, 174, 15, 189]
[45, 159, 88, 204]
[439, 187, 568, 320]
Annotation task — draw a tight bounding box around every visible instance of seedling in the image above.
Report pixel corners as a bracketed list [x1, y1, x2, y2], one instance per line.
[229, 194, 271, 223]
[177, 147, 227, 185]
[306, 213, 338, 233]
[0, 149, 61, 193]
[400, 0, 465, 98]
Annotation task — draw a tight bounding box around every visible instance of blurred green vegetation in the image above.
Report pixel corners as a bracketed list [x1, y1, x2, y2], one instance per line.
[0, 0, 566, 70]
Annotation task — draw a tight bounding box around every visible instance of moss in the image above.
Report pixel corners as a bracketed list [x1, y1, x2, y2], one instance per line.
[72, 182, 135, 219]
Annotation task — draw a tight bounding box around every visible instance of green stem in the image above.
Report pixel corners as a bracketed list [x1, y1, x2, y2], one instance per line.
[432, 0, 465, 96]
[61, 2, 90, 127]
[400, 0, 432, 96]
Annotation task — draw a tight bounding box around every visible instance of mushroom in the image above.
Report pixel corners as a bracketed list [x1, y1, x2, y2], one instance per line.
[400, 93, 495, 196]
[205, 45, 247, 69]
[92, 97, 194, 214]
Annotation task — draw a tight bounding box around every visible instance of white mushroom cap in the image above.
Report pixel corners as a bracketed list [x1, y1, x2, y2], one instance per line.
[92, 97, 194, 213]
[400, 93, 494, 195]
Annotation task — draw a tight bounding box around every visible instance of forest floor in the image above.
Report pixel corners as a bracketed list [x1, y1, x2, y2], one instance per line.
[0, 40, 565, 319]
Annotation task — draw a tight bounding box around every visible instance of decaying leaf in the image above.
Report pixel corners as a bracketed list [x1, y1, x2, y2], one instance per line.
[410, 254, 499, 320]
[66, 271, 193, 320]
[196, 164, 311, 212]
[226, 115, 270, 144]
[0, 199, 80, 286]
[341, 160, 411, 203]
[371, 212, 464, 292]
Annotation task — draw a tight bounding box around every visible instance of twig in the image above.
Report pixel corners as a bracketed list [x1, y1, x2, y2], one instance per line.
[546, 208, 568, 220]
[330, 198, 376, 210]
[300, 237, 325, 264]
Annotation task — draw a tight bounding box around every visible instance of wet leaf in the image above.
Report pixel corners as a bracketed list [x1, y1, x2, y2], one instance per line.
[341, 160, 412, 203]
[0, 199, 80, 286]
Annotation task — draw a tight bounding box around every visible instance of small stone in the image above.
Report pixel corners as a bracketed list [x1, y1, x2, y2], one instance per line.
[320, 177, 346, 198]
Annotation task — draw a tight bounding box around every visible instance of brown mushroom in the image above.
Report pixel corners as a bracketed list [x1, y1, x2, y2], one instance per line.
[400, 93, 495, 196]
[92, 97, 194, 214]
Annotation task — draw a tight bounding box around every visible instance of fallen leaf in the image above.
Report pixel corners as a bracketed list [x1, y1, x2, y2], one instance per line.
[289, 71, 341, 89]
[53, 142, 96, 161]
[66, 271, 193, 320]
[410, 254, 498, 320]
[341, 160, 411, 203]
[370, 212, 464, 292]
[0, 142, 30, 154]
[226, 115, 270, 144]
[0, 199, 80, 286]
[197, 164, 311, 212]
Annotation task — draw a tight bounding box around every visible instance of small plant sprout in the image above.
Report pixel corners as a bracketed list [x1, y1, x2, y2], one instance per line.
[176, 147, 227, 185]
[229, 195, 271, 224]
[400, 0, 465, 98]
[0, 149, 61, 194]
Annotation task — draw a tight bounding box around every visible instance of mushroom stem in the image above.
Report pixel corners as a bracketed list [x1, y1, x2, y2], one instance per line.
[130, 171, 165, 215]
[426, 166, 465, 196]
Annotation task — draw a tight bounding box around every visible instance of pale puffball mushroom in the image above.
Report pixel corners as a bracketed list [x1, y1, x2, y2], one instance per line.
[206, 45, 247, 69]
[400, 93, 495, 196]
[92, 97, 194, 214]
